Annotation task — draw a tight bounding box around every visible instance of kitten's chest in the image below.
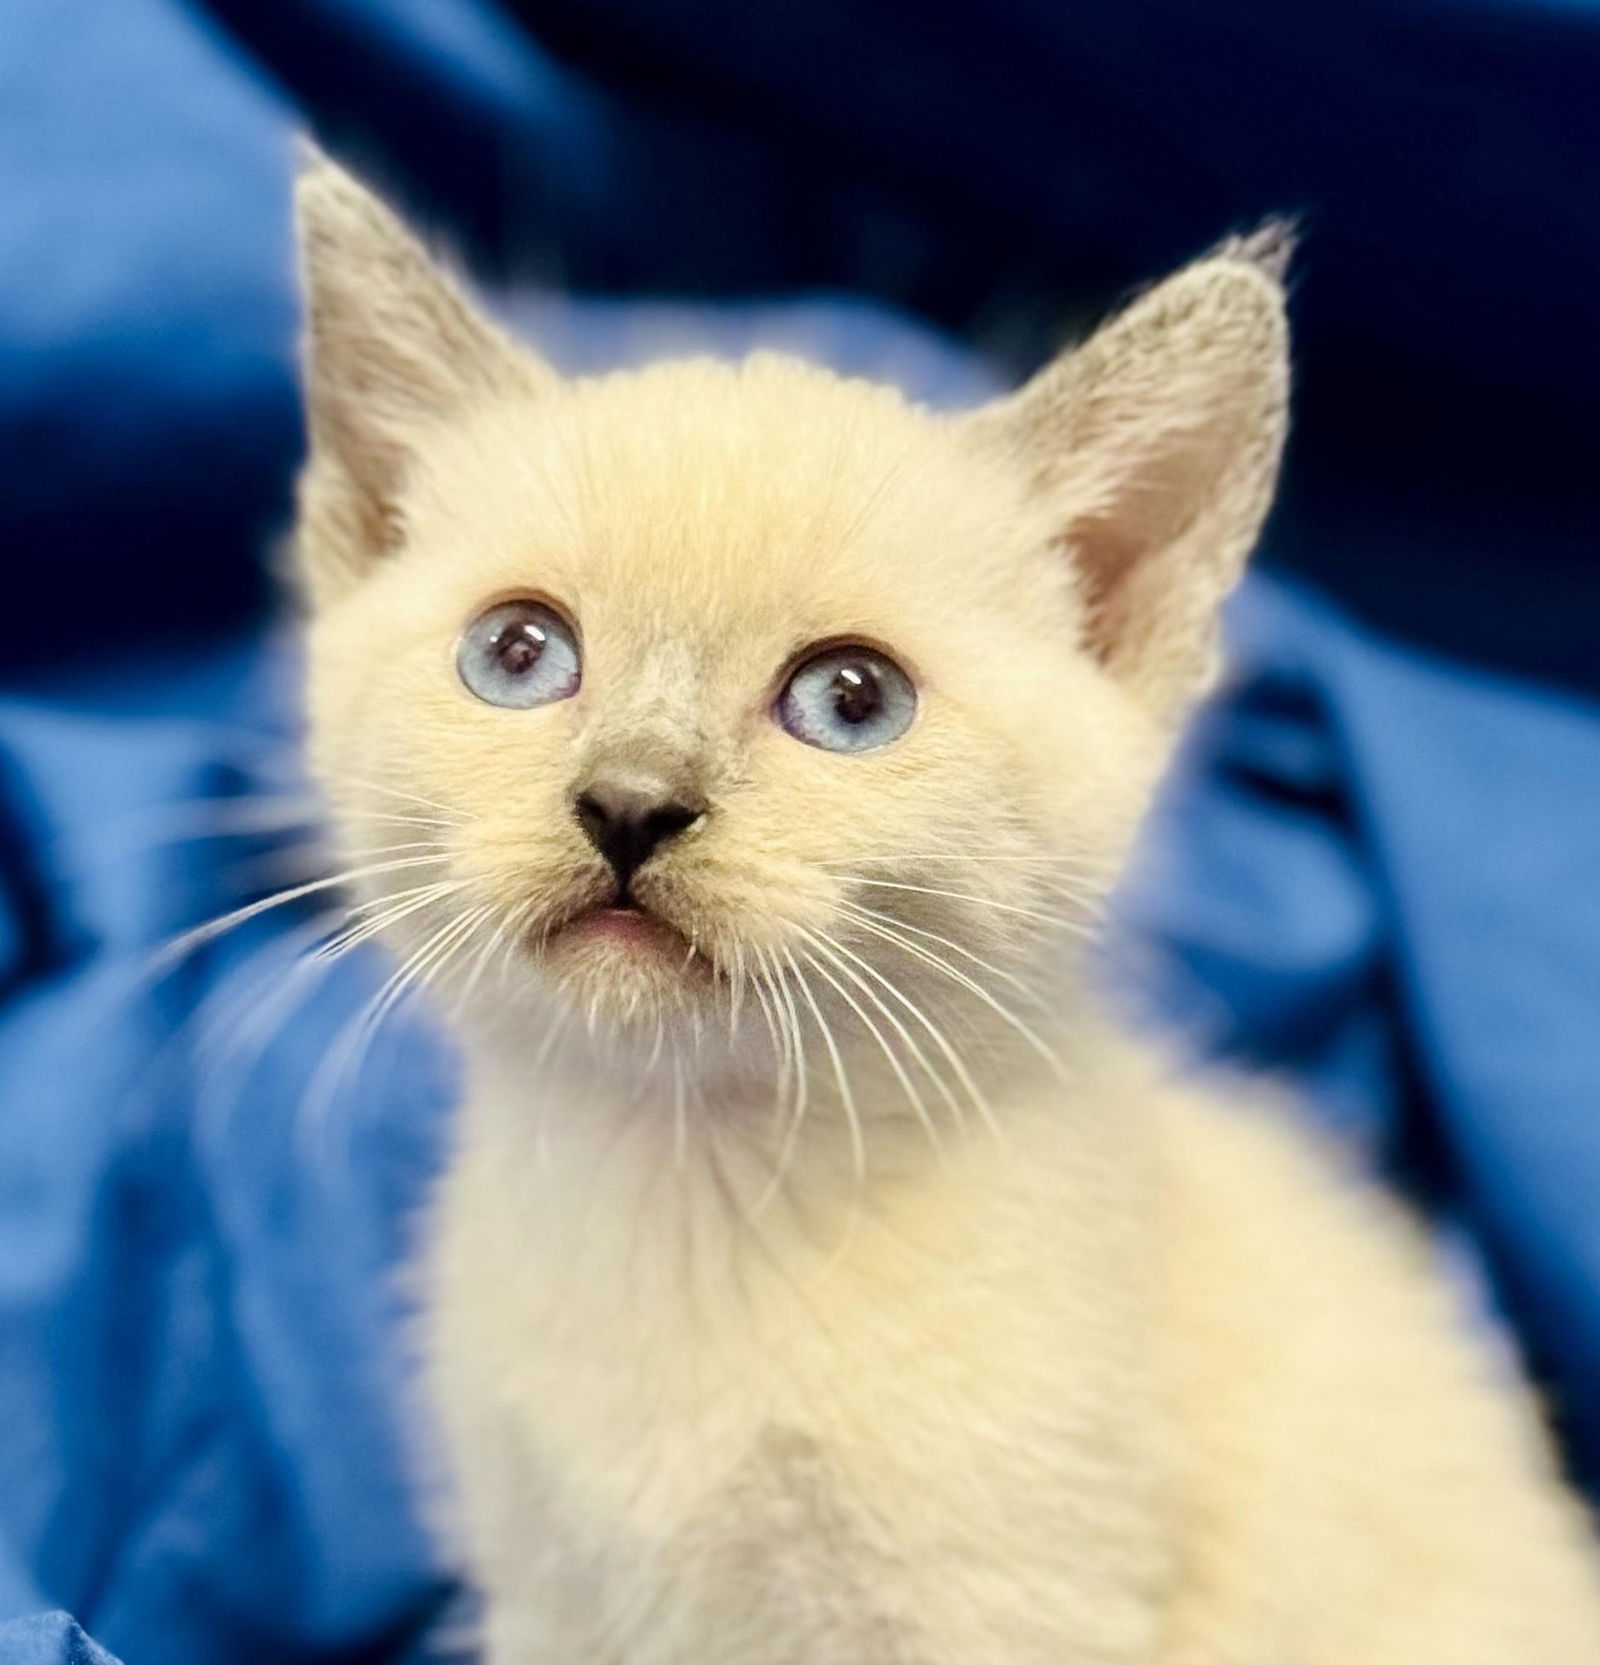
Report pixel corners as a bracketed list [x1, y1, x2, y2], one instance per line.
[428, 1204, 923, 1659]
[427, 1117, 1172, 1665]
[437, 1323, 1166, 1665]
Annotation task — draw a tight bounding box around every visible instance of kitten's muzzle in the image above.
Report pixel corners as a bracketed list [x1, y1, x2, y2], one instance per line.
[573, 773, 706, 893]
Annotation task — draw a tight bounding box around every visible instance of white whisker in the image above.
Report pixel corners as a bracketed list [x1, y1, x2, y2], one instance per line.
[297, 902, 490, 1167]
[154, 852, 452, 971]
[311, 880, 473, 963]
[842, 876, 1076, 930]
[805, 922, 1001, 1148]
[751, 944, 811, 1217]
[836, 897, 1045, 1003]
[328, 774, 464, 821]
[796, 931, 945, 1162]
[183, 916, 343, 1150]
[789, 952, 866, 1189]
[842, 908, 1065, 1081]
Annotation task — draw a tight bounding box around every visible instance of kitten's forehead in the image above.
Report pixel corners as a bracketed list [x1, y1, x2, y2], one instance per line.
[411, 353, 1037, 647]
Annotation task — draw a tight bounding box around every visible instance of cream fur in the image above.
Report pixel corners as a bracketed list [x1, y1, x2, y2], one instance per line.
[292, 156, 1600, 1663]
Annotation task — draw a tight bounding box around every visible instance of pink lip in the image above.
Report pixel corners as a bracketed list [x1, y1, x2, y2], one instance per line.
[565, 905, 680, 950]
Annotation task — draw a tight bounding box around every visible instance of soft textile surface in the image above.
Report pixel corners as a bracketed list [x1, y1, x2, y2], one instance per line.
[3, 0, 1599, 1660]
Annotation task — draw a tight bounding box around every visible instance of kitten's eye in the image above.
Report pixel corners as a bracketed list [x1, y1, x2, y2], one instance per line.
[457, 600, 581, 709]
[776, 645, 916, 754]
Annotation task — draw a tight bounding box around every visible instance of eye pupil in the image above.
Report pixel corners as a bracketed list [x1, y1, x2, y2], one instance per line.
[496, 624, 546, 675]
[832, 663, 881, 724]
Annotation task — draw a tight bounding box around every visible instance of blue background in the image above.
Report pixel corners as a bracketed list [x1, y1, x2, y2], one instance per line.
[1, 2, 1598, 1659]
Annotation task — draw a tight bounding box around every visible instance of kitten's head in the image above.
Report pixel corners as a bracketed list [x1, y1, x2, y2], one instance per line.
[294, 158, 1288, 1078]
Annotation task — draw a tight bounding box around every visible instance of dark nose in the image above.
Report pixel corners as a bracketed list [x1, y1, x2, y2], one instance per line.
[574, 777, 705, 891]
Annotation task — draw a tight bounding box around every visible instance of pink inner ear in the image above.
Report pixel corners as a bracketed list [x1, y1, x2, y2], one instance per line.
[1065, 413, 1238, 669]
[966, 250, 1287, 714]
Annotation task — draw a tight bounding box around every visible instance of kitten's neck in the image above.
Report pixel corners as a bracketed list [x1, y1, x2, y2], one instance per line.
[451, 994, 1146, 1295]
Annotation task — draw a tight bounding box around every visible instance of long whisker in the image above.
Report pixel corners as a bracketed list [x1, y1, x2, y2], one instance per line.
[788, 941, 874, 1280]
[819, 853, 1109, 904]
[312, 879, 474, 964]
[297, 902, 491, 1166]
[153, 853, 453, 969]
[746, 955, 785, 1086]
[325, 774, 464, 821]
[841, 908, 1065, 1079]
[183, 916, 344, 1151]
[488, 896, 540, 994]
[348, 810, 462, 831]
[820, 854, 1095, 867]
[751, 944, 811, 1217]
[189, 879, 470, 1153]
[411, 903, 499, 1006]
[451, 900, 525, 1015]
[327, 839, 457, 859]
[726, 940, 748, 1044]
[805, 923, 1002, 1148]
[841, 876, 1081, 931]
[788, 952, 866, 1190]
[835, 897, 1044, 1003]
[796, 932, 945, 1162]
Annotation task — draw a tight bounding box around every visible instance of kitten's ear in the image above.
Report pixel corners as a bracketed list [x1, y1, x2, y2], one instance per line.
[294, 149, 548, 601]
[966, 231, 1291, 720]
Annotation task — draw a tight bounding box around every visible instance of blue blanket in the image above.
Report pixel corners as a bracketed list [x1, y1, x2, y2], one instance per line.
[3, 1, 1599, 1659]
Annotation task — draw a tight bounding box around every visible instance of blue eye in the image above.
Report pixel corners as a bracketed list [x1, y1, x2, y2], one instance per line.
[457, 599, 581, 708]
[776, 644, 917, 754]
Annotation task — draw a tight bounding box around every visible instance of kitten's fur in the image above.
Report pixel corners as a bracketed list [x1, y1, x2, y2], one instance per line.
[293, 157, 1600, 1663]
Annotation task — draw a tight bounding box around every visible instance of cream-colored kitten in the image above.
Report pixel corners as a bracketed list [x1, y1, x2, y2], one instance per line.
[292, 157, 1600, 1664]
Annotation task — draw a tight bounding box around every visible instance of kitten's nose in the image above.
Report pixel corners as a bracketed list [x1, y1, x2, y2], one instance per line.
[574, 775, 705, 891]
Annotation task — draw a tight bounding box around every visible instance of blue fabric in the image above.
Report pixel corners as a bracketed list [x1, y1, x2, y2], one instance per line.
[3, 1, 1600, 1661]
[0, 0, 299, 673]
[0, 1615, 117, 1665]
[0, 647, 463, 1663]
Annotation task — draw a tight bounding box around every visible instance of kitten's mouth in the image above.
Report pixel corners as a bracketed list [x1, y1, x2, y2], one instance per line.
[563, 898, 682, 953]
[551, 891, 711, 978]
[526, 881, 725, 1022]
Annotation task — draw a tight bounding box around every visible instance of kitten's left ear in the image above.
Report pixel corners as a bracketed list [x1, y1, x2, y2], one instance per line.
[295, 149, 549, 601]
[965, 231, 1291, 721]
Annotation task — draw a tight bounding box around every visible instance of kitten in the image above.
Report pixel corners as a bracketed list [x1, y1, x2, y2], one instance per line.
[293, 155, 1600, 1663]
